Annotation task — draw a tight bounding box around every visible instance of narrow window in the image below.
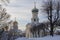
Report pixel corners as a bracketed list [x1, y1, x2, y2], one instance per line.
[34, 19, 36, 21]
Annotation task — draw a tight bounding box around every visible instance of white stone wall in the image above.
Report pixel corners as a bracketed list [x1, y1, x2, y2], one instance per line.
[26, 24, 33, 38]
[31, 12, 39, 24]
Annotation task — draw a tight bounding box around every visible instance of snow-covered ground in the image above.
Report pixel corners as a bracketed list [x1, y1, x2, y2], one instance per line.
[15, 35, 60, 40]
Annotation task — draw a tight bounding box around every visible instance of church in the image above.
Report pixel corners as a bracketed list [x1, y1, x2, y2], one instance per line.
[26, 2, 49, 38]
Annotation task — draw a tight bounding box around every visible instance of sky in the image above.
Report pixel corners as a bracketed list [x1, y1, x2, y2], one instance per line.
[2, 0, 49, 31]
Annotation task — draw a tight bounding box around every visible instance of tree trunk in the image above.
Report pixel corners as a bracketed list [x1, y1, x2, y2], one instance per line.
[50, 23, 54, 36]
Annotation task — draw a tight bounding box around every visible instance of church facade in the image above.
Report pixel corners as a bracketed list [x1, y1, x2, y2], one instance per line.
[26, 2, 49, 38]
[26, 2, 40, 38]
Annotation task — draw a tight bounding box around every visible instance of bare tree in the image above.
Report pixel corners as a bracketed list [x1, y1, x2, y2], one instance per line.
[0, 5, 10, 31]
[0, 0, 9, 3]
[42, 0, 60, 36]
[0, 5, 10, 40]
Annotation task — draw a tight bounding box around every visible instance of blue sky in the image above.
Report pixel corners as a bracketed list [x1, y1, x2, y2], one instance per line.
[3, 0, 48, 31]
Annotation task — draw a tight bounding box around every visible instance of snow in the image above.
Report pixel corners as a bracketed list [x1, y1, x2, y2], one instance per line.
[15, 35, 60, 40]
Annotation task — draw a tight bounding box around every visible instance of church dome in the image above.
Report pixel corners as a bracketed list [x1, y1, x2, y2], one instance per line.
[13, 21, 18, 25]
[13, 21, 18, 24]
[32, 7, 38, 12]
[32, 1, 39, 12]
[13, 17, 18, 24]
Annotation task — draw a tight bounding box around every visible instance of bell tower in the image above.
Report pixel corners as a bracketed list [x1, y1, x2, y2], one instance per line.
[31, 2, 39, 24]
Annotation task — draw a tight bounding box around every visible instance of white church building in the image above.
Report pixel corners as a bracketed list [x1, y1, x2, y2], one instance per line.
[26, 2, 41, 38]
[26, 2, 50, 38]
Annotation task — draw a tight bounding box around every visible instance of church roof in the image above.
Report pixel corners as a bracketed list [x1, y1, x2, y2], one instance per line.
[13, 21, 18, 24]
[32, 8, 38, 12]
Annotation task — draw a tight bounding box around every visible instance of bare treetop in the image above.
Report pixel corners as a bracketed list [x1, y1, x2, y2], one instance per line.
[0, 0, 10, 5]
